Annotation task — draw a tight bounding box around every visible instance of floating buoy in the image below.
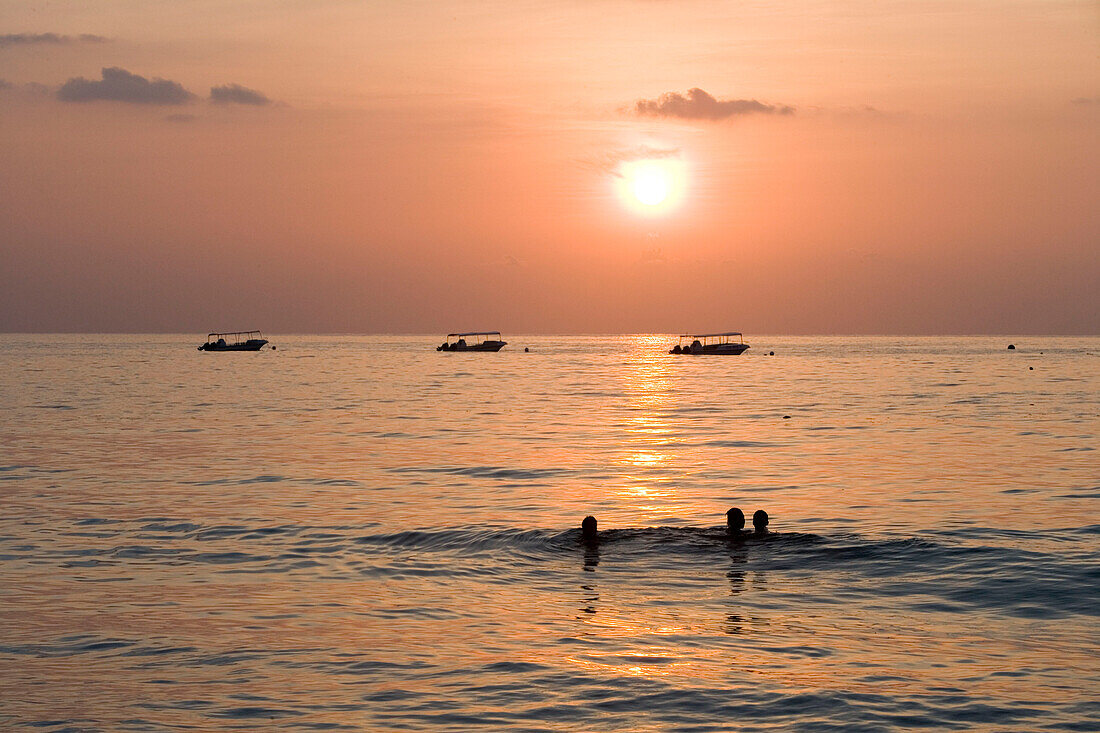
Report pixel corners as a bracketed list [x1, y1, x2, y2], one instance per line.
[783, 415, 791, 419]
[272, 345, 276, 351]
[769, 351, 775, 356]
[1007, 344, 1016, 350]
[524, 347, 529, 352]
[1029, 366, 1034, 370]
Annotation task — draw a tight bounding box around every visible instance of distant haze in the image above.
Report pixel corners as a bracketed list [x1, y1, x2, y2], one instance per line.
[1, 0, 1097, 334]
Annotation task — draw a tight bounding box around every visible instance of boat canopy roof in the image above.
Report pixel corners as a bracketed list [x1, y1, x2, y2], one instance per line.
[447, 331, 502, 337]
[680, 332, 743, 338]
[207, 330, 263, 339]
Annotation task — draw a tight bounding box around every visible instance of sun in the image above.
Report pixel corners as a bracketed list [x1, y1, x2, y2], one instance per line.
[616, 158, 686, 214]
[631, 162, 670, 206]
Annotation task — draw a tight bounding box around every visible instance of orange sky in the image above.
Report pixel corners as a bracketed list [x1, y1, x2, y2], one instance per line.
[1, 0, 1097, 333]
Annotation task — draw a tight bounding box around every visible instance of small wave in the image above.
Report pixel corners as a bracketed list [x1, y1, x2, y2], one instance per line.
[10, 518, 1098, 622]
[354, 527, 559, 556]
[209, 707, 305, 719]
[388, 465, 575, 481]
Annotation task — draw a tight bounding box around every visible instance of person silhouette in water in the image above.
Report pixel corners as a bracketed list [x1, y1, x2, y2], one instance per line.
[581, 515, 598, 544]
[752, 509, 770, 536]
[726, 507, 747, 538]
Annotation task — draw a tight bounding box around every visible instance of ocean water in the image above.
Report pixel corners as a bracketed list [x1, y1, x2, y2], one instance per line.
[1, 334, 1097, 732]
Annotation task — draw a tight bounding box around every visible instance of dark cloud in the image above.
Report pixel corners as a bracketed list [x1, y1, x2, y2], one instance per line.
[57, 67, 193, 105]
[634, 88, 794, 120]
[0, 78, 11, 90]
[0, 33, 108, 47]
[1071, 96, 1099, 105]
[210, 83, 270, 106]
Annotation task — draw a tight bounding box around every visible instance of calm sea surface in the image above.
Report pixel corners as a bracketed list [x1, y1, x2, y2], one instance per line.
[1, 334, 1098, 732]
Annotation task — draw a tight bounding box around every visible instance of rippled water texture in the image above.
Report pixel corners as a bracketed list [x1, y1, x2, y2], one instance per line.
[1, 335, 1098, 731]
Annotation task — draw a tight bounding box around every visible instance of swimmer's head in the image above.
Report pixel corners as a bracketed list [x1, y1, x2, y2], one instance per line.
[726, 507, 745, 532]
[752, 509, 769, 533]
[581, 515, 598, 542]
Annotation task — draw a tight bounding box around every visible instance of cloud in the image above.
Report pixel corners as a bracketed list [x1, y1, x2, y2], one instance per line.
[165, 113, 197, 123]
[0, 80, 56, 98]
[634, 88, 794, 120]
[607, 145, 680, 164]
[210, 83, 270, 106]
[482, 254, 521, 268]
[24, 81, 54, 96]
[0, 33, 108, 47]
[57, 67, 193, 105]
[1071, 96, 1099, 105]
[586, 145, 681, 176]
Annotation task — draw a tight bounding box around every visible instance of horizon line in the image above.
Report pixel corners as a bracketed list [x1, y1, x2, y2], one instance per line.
[1, 331, 1097, 338]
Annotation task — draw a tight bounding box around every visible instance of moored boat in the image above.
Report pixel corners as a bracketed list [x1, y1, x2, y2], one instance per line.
[670, 332, 750, 355]
[437, 332, 507, 352]
[198, 331, 269, 351]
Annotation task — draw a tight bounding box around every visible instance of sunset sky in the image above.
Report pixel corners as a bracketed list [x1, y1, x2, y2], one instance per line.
[1, 0, 1097, 334]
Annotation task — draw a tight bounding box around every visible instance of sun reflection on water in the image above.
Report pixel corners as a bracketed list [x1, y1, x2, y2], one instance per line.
[607, 338, 692, 522]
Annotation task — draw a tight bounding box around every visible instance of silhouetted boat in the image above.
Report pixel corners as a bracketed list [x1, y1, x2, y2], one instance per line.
[437, 332, 507, 352]
[670, 332, 750, 355]
[198, 331, 269, 351]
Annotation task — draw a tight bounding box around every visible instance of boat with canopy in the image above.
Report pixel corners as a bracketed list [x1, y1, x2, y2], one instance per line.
[197, 331, 269, 351]
[670, 332, 750, 355]
[437, 332, 507, 352]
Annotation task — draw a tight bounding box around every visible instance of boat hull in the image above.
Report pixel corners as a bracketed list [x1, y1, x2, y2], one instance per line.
[671, 343, 750, 355]
[198, 340, 268, 352]
[437, 341, 506, 352]
[692, 344, 750, 355]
